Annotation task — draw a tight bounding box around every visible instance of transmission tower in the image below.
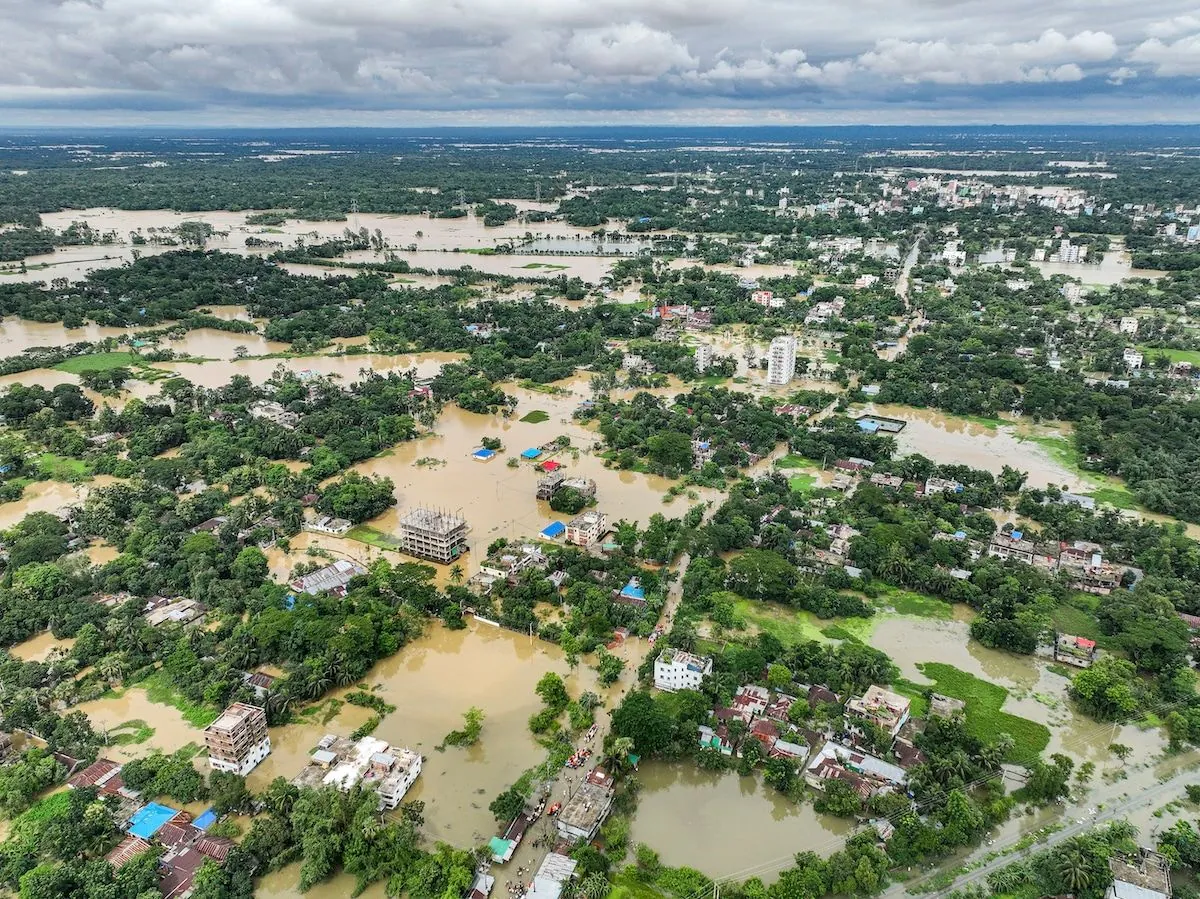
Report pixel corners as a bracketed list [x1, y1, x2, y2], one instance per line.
[457, 189, 466, 209]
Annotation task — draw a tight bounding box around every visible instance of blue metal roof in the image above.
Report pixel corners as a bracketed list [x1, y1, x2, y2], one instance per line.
[521, 448, 542, 459]
[541, 521, 566, 538]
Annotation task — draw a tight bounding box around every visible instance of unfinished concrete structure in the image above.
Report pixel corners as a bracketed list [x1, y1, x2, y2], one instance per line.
[397, 507, 469, 563]
[204, 703, 270, 776]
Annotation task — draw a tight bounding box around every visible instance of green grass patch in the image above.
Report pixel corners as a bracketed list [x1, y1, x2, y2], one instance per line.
[955, 413, 1002, 430]
[520, 410, 551, 424]
[774, 454, 816, 470]
[789, 474, 817, 493]
[136, 670, 220, 728]
[520, 262, 569, 271]
[346, 524, 404, 551]
[1050, 601, 1104, 642]
[106, 719, 155, 746]
[890, 678, 931, 720]
[732, 598, 833, 645]
[914, 662, 1050, 764]
[1088, 485, 1140, 511]
[608, 869, 671, 899]
[34, 453, 92, 482]
[53, 351, 144, 374]
[461, 247, 498, 256]
[877, 587, 954, 620]
[1138, 345, 1200, 366]
[11, 791, 71, 830]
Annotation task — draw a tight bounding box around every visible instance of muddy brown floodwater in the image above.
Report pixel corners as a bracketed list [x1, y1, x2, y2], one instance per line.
[629, 763, 852, 880]
[8, 631, 76, 662]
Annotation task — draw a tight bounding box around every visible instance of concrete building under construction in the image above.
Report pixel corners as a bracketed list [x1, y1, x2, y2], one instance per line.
[397, 507, 469, 563]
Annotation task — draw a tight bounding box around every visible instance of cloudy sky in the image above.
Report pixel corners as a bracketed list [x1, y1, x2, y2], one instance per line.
[3, 0, 1199, 125]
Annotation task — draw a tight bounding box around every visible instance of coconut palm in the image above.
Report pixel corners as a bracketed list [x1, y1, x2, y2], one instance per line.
[1056, 843, 1094, 894]
[449, 564, 464, 585]
[580, 873, 611, 899]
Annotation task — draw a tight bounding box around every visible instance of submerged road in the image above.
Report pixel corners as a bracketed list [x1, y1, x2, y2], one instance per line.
[890, 766, 1200, 898]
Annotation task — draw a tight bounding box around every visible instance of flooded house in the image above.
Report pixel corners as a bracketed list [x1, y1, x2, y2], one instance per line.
[471, 542, 549, 593]
[1054, 633, 1099, 668]
[556, 767, 616, 842]
[565, 510, 607, 547]
[397, 507, 470, 563]
[247, 399, 299, 429]
[805, 741, 908, 798]
[143, 596, 205, 628]
[526, 852, 579, 899]
[293, 735, 422, 810]
[304, 515, 353, 537]
[1106, 849, 1172, 899]
[653, 648, 712, 692]
[845, 685, 911, 739]
[203, 702, 271, 776]
[290, 559, 367, 596]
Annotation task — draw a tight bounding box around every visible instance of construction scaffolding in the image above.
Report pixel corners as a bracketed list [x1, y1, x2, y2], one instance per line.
[397, 507, 470, 564]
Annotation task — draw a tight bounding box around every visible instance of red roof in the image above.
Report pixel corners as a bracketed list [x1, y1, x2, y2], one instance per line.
[1075, 637, 1096, 650]
[105, 835, 152, 869]
[69, 758, 121, 790]
[540, 460, 563, 472]
[195, 836, 234, 862]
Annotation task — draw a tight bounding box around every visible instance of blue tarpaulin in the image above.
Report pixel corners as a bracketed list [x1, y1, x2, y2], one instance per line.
[541, 521, 566, 539]
[620, 578, 646, 600]
[521, 448, 542, 459]
[128, 803, 178, 839]
[193, 809, 218, 831]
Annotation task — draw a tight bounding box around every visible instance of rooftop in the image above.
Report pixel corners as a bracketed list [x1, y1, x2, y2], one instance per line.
[398, 507, 467, 534]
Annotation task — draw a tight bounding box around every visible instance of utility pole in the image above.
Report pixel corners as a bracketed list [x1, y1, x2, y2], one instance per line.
[350, 197, 359, 229]
[457, 188, 466, 209]
[535, 179, 542, 203]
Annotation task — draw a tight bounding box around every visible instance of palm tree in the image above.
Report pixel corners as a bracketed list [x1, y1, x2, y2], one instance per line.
[1056, 843, 1094, 894]
[449, 564, 464, 585]
[580, 873, 610, 899]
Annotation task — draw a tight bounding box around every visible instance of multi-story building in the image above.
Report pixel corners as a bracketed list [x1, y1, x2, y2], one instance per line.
[767, 335, 797, 386]
[565, 510, 607, 546]
[695, 344, 714, 372]
[556, 768, 616, 842]
[204, 703, 271, 776]
[294, 735, 422, 810]
[397, 508, 469, 563]
[247, 400, 300, 430]
[1119, 316, 1139, 334]
[654, 648, 712, 692]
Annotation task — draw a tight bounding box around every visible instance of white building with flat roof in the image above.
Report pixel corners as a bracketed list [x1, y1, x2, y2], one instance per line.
[767, 335, 798, 386]
[654, 648, 713, 692]
[565, 510, 607, 546]
[695, 344, 714, 373]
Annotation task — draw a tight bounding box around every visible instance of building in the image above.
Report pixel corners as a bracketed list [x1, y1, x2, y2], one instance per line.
[767, 335, 798, 386]
[924, 477, 964, 495]
[845, 685, 911, 738]
[304, 515, 353, 537]
[143, 596, 205, 627]
[290, 559, 367, 596]
[556, 768, 616, 841]
[204, 703, 270, 776]
[397, 507, 469, 563]
[1106, 849, 1172, 899]
[293, 735, 422, 810]
[695, 344, 714, 373]
[987, 532, 1037, 565]
[526, 852, 579, 899]
[248, 400, 299, 430]
[472, 543, 549, 592]
[928, 693, 966, 719]
[565, 510, 607, 546]
[1054, 633, 1099, 668]
[536, 472, 565, 500]
[805, 741, 908, 798]
[654, 648, 712, 692]
[1119, 316, 1140, 335]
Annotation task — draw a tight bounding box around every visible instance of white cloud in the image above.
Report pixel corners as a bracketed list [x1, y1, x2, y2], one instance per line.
[1146, 14, 1200, 38]
[857, 29, 1116, 84]
[1131, 33, 1200, 75]
[1108, 66, 1138, 84]
[562, 22, 697, 80]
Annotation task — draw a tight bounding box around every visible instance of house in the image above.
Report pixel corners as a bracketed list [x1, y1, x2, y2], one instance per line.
[1054, 633, 1099, 668]
[987, 532, 1036, 565]
[144, 597, 205, 628]
[805, 741, 908, 798]
[730, 684, 770, 722]
[556, 768, 615, 842]
[204, 703, 271, 776]
[928, 693, 966, 719]
[293, 735, 422, 809]
[243, 671, 276, 701]
[248, 400, 299, 429]
[698, 723, 735, 755]
[613, 576, 648, 610]
[826, 523, 859, 557]
[807, 684, 840, 710]
[764, 693, 796, 723]
[621, 353, 653, 374]
[1119, 316, 1140, 335]
[695, 344, 714, 372]
[1106, 849, 1172, 899]
[923, 477, 964, 495]
[834, 457, 874, 473]
[845, 685, 911, 738]
[565, 510, 607, 547]
[1123, 348, 1144, 370]
[1057, 492, 1096, 510]
[290, 559, 368, 596]
[526, 852, 579, 899]
[304, 515, 353, 537]
[68, 758, 123, 791]
[654, 648, 712, 692]
[1059, 545, 1124, 594]
[105, 835, 152, 869]
[868, 473, 905, 490]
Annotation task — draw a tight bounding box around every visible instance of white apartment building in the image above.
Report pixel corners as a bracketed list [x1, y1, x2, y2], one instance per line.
[767, 335, 798, 386]
[1119, 316, 1139, 335]
[1123, 348, 1144, 370]
[565, 510, 607, 546]
[654, 648, 713, 692]
[695, 344, 714, 373]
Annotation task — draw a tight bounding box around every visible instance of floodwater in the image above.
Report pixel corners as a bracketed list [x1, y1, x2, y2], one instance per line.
[152, 350, 464, 389]
[867, 613, 1164, 763]
[75, 688, 202, 761]
[346, 383, 723, 576]
[0, 480, 90, 529]
[856, 403, 1086, 490]
[0, 317, 138, 355]
[8, 631, 76, 662]
[629, 763, 852, 880]
[17, 209, 634, 285]
[250, 620, 641, 898]
[1031, 240, 1167, 286]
